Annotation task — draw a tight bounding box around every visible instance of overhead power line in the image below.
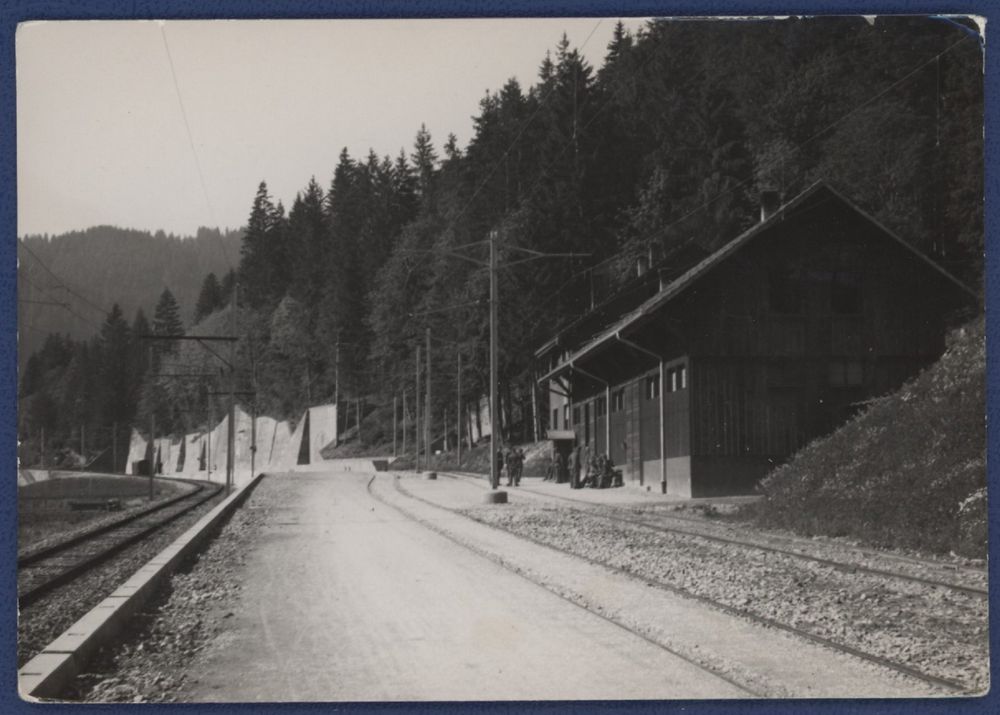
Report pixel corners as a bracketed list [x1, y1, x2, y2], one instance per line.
[17, 239, 110, 316]
[158, 21, 232, 271]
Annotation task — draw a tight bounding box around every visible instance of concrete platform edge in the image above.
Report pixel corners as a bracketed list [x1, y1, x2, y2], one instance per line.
[18, 472, 268, 702]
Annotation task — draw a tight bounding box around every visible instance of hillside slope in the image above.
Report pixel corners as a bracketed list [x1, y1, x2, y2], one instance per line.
[18, 226, 242, 364]
[752, 318, 986, 557]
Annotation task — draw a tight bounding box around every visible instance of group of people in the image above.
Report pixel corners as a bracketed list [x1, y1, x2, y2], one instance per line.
[497, 446, 526, 487]
[495, 443, 621, 489]
[543, 445, 621, 489]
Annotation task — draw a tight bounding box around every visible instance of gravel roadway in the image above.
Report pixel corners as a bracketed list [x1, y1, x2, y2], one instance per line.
[177, 471, 751, 701]
[65, 468, 972, 703]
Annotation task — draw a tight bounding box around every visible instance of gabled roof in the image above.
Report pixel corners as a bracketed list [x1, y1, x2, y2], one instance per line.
[538, 180, 975, 384]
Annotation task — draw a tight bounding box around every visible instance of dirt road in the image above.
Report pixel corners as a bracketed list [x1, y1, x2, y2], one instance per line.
[181, 471, 749, 701]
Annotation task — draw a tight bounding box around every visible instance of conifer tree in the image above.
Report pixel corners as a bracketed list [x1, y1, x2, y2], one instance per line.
[98, 303, 134, 438]
[152, 288, 184, 359]
[194, 272, 222, 323]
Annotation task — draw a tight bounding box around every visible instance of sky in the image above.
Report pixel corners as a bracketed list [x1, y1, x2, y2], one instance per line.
[16, 18, 648, 238]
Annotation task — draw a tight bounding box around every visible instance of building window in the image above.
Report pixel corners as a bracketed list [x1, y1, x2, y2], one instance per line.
[595, 397, 607, 418]
[664, 364, 688, 393]
[564, 404, 570, 426]
[573, 406, 581, 426]
[831, 271, 862, 314]
[552, 408, 559, 430]
[612, 389, 625, 412]
[829, 360, 864, 387]
[769, 267, 803, 314]
[645, 374, 660, 400]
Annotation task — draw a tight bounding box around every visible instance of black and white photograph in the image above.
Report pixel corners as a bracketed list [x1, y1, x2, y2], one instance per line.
[13, 13, 988, 704]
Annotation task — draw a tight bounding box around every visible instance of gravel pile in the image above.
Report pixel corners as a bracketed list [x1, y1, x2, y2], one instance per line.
[464, 503, 989, 694]
[63, 477, 279, 703]
[18, 489, 226, 668]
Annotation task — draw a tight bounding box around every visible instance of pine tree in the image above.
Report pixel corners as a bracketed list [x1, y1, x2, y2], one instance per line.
[411, 124, 438, 205]
[152, 288, 184, 360]
[194, 272, 222, 323]
[238, 181, 289, 308]
[98, 304, 134, 441]
[219, 269, 237, 307]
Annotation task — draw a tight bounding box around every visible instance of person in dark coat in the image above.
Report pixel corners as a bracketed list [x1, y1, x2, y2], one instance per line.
[570, 446, 583, 489]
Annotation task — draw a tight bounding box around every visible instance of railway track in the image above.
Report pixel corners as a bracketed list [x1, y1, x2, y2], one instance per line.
[440, 471, 987, 598]
[397, 472, 975, 695]
[18, 480, 225, 609]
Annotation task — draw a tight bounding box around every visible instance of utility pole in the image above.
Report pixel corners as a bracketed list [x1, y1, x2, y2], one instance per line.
[393, 395, 398, 457]
[335, 332, 340, 444]
[489, 229, 499, 490]
[457, 352, 462, 467]
[401, 390, 407, 458]
[415, 346, 421, 472]
[397, 228, 586, 490]
[80, 424, 86, 466]
[250, 397, 257, 480]
[227, 282, 238, 495]
[250, 335, 257, 479]
[531, 378, 539, 442]
[425, 327, 432, 462]
[444, 407, 449, 452]
[149, 413, 156, 500]
[356, 398, 361, 445]
[207, 396, 213, 482]
[112, 421, 118, 473]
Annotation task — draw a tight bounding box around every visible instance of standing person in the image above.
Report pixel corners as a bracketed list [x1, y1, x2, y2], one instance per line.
[496, 447, 504, 485]
[543, 445, 554, 481]
[505, 446, 515, 486]
[570, 445, 582, 489]
[558, 449, 569, 484]
[515, 447, 524, 486]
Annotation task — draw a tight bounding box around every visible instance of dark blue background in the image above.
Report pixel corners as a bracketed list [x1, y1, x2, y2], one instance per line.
[2, 1, 995, 713]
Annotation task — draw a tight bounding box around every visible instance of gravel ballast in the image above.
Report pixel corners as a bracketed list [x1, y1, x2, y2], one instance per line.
[462, 501, 989, 694]
[62, 476, 280, 703]
[18, 487, 226, 669]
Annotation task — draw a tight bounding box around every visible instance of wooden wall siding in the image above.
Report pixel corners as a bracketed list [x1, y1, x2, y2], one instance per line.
[663, 360, 690, 458]
[595, 412, 607, 454]
[625, 380, 642, 483]
[640, 371, 660, 461]
[609, 397, 627, 466]
[691, 359, 809, 458]
[657, 202, 965, 363]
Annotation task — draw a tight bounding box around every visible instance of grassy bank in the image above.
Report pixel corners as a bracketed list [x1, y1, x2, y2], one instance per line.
[748, 318, 986, 558]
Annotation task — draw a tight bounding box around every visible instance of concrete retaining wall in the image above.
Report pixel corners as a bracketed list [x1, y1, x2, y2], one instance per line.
[116, 403, 334, 481]
[124, 430, 147, 476]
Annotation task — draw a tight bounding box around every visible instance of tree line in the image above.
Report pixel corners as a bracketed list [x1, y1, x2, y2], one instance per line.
[18, 17, 983, 464]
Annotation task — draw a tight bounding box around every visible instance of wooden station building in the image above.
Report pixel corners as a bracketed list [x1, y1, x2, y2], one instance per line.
[535, 181, 976, 497]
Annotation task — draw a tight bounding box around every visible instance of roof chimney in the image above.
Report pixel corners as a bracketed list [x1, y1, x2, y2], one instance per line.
[760, 190, 781, 222]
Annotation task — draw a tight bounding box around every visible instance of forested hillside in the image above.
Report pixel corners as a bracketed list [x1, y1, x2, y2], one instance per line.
[18, 16, 983, 466]
[18, 226, 242, 364]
